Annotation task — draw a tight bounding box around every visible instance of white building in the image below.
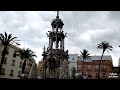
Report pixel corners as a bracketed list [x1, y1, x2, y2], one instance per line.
[118, 58, 120, 67]
[68, 54, 78, 78]
[0, 44, 35, 79]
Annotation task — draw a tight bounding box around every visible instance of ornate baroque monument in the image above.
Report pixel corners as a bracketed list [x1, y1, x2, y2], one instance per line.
[42, 11, 69, 79]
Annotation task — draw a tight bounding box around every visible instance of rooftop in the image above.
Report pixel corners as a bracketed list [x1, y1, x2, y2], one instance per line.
[78, 55, 112, 61]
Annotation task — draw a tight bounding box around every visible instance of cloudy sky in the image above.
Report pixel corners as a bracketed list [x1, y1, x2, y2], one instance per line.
[0, 11, 120, 66]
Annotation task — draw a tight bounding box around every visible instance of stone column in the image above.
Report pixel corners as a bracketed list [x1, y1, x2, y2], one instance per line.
[63, 39, 64, 50]
[49, 37, 50, 48]
[60, 38, 62, 50]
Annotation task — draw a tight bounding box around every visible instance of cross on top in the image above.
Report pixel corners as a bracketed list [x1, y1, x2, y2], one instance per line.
[56, 11, 59, 18]
[57, 11, 59, 17]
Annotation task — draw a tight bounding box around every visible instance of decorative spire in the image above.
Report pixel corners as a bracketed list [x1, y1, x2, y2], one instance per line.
[44, 46, 45, 52]
[51, 11, 64, 29]
[56, 11, 59, 18]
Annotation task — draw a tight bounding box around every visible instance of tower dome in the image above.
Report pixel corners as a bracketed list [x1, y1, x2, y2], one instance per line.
[51, 11, 64, 30]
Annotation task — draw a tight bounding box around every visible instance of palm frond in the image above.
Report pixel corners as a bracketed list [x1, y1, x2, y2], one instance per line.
[97, 41, 113, 52]
[0, 33, 5, 44]
[80, 49, 91, 62]
[17, 48, 37, 61]
[0, 32, 19, 46]
[9, 37, 18, 43]
[5, 32, 8, 43]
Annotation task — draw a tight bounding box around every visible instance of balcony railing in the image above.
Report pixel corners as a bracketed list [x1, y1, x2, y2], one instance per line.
[87, 68, 92, 71]
[17, 75, 21, 77]
[95, 68, 99, 71]
[101, 68, 106, 72]
[19, 65, 22, 68]
[9, 74, 14, 76]
[13, 53, 16, 57]
[102, 76, 106, 79]
[5, 51, 9, 54]
[3, 61, 7, 64]
[1, 73, 5, 75]
[11, 64, 15, 66]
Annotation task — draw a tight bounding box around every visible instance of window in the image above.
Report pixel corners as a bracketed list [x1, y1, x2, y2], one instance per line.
[88, 65, 92, 71]
[3, 58, 7, 64]
[21, 57, 23, 60]
[88, 72, 91, 75]
[1, 68, 5, 75]
[102, 73, 105, 76]
[19, 62, 22, 68]
[77, 69, 80, 73]
[13, 50, 17, 57]
[102, 76, 106, 79]
[77, 65, 81, 70]
[96, 76, 98, 79]
[18, 71, 21, 77]
[83, 73, 86, 77]
[95, 73, 98, 78]
[96, 73, 98, 76]
[6, 47, 9, 54]
[82, 65, 85, 69]
[9, 70, 14, 76]
[72, 58, 74, 61]
[95, 73, 98, 79]
[11, 60, 15, 66]
[87, 72, 92, 78]
[102, 65, 106, 71]
[95, 65, 99, 71]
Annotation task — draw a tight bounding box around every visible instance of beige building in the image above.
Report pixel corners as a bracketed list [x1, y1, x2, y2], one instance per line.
[118, 58, 120, 67]
[0, 44, 36, 79]
[37, 60, 44, 79]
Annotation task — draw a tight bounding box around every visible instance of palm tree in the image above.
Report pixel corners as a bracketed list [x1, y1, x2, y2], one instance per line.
[80, 49, 91, 79]
[0, 32, 20, 76]
[17, 48, 37, 74]
[97, 41, 113, 79]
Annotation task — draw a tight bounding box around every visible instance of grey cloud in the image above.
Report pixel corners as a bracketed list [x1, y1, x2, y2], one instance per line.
[0, 11, 120, 66]
[108, 11, 120, 21]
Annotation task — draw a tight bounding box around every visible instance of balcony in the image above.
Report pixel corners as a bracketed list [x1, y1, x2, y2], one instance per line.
[19, 65, 22, 68]
[101, 68, 106, 72]
[95, 68, 99, 72]
[11, 64, 15, 66]
[87, 75, 92, 79]
[9, 74, 14, 76]
[1, 73, 5, 75]
[17, 75, 21, 77]
[5, 51, 9, 54]
[102, 76, 106, 79]
[87, 68, 92, 71]
[3, 61, 7, 64]
[13, 53, 16, 57]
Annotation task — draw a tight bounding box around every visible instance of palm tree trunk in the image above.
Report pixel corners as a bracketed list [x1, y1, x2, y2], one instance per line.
[0, 46, 7, 76]
[82, 59, 84, 79]
[98, 50, 105, 79]
[22, 58, 26, 74]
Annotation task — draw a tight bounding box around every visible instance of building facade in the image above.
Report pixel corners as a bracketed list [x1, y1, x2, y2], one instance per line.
[111, 67, 120, 79]
[0, 44, 35, 79]
[118, 58, 120, 67]
[68, 54, 78, 78]
[37, 60, 44, 79]
[77, 55, 113, 79]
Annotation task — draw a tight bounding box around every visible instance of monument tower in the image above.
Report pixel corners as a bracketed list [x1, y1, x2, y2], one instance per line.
[42, 11, 69, 79]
